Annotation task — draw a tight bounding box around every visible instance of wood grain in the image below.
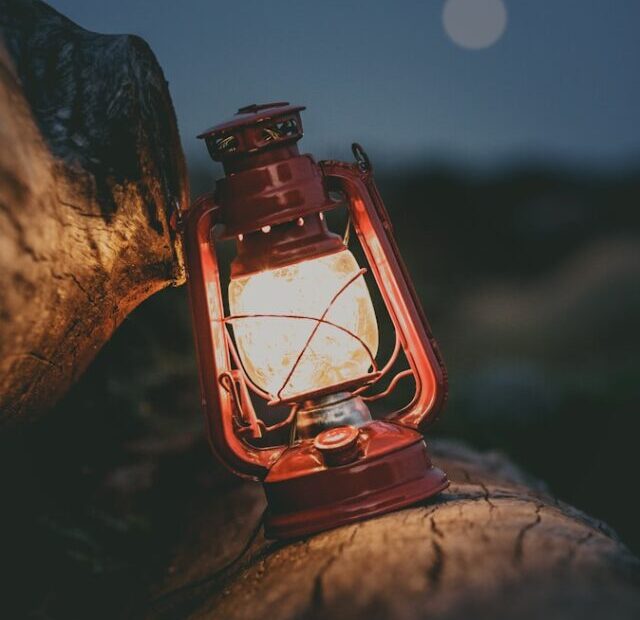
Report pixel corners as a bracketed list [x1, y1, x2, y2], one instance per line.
[0, 0, 187, 424]
[147, 440, 640, 619]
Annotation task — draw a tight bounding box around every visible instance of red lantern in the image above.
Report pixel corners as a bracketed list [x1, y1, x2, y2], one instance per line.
[182, 103, 448, 539]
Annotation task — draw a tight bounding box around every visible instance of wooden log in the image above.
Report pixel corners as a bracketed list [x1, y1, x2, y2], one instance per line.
[0, 0, 187, 424]
[147, 440, 640, 620]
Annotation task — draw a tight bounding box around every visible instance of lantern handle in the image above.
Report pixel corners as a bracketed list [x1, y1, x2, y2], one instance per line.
[320, 156, 447, 432]
[184, 192, 285, 480]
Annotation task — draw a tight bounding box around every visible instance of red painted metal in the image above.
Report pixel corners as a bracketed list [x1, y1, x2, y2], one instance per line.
[197, 103, 305, 154]
[320, 157, 448, 431]
[230, 213, 343, 277]
[184, 104, 449, 537]
[183, 193, 284, 479]
[313, 425, 360, 466]
[264, 421, 448, 538]
[198, 102, 340, 239]
[215, 153, 339, 238]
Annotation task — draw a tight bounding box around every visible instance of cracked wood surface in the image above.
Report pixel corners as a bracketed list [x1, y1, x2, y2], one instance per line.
[147, 440, 640, 620]
[0, 0, 187, 423]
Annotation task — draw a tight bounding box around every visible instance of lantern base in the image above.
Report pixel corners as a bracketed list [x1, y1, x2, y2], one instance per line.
[263, 421, 448, 539]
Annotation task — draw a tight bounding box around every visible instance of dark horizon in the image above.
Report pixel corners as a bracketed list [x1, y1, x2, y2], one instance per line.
[47, 0, 640, 174]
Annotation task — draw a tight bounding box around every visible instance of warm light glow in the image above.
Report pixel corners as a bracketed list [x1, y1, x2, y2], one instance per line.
[228, 249, 379, 399]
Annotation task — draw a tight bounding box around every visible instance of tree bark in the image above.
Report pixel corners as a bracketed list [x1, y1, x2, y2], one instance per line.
[0, 0, 187, 424]
[147, 440, 640, 620]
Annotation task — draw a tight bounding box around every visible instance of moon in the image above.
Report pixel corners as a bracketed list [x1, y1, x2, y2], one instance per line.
[443, 0, 508, 50]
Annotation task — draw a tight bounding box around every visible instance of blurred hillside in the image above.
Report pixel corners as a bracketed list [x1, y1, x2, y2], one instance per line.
[377, 163, 640, 553]
[1, 161, 638, 618]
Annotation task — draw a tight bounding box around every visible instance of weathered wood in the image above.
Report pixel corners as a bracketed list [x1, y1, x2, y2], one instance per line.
[0, 0, 187, 424]
[147, 440, 640, 620]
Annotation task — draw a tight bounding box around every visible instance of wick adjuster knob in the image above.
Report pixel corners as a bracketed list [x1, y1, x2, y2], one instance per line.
[314, 425, 360, 466]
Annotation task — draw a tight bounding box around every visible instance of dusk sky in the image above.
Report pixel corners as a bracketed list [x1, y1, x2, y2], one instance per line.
[48, 0, 640, 171]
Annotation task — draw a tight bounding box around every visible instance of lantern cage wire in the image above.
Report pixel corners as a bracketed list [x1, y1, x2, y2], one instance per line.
[216, 225, 418, 441]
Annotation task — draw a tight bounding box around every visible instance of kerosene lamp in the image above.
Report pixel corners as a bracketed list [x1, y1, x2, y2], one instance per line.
[182, 102, 448, 538]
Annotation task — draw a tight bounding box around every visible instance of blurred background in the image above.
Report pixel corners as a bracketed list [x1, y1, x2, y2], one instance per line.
[1, 1, 639, 617]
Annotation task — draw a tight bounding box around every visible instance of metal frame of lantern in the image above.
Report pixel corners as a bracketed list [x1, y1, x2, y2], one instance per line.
[182, 103, 448, 539]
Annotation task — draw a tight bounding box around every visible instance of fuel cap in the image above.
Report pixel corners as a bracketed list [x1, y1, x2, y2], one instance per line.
[313, 425, 360, 466]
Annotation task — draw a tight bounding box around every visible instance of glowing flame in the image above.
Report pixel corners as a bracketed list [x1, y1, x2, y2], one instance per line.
[228, 250, 379, 399]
